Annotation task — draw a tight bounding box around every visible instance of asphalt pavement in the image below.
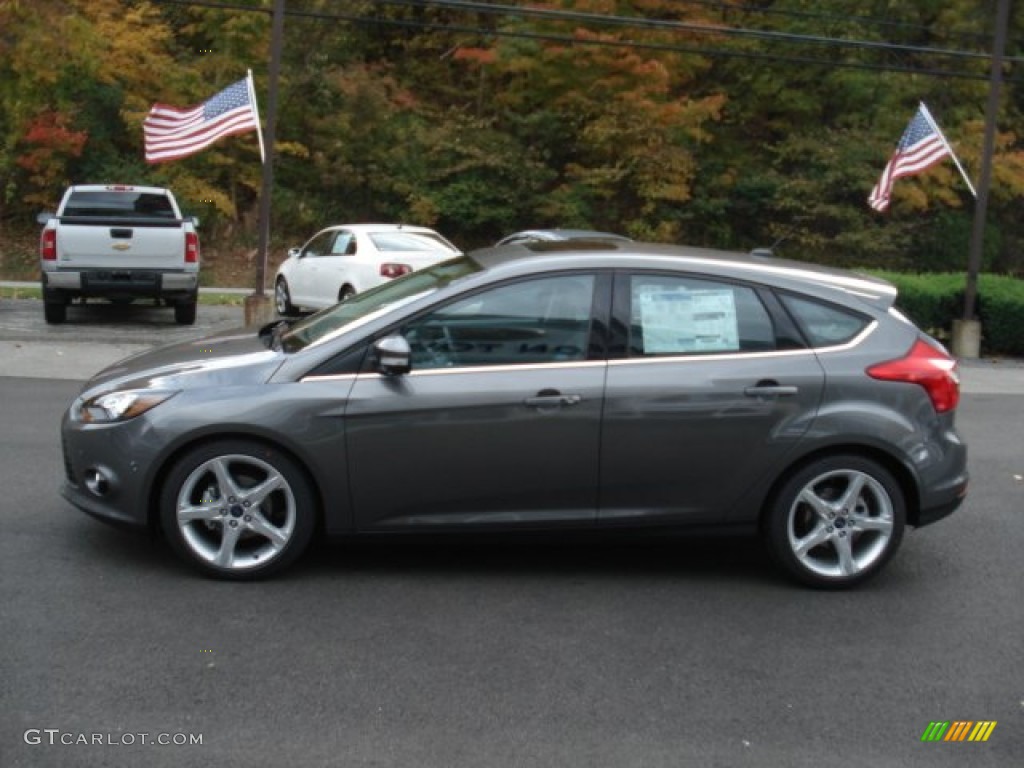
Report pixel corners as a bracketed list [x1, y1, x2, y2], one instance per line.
[0, 295, 1022, 767]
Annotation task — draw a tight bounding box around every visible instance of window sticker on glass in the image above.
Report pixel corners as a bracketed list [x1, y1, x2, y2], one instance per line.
[638, 288, 740, 354]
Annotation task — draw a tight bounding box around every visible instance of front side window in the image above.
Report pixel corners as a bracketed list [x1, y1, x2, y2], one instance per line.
[628, 275, 776, 356]
[303, 231, 336, 258]
[402, 274, 596, 370]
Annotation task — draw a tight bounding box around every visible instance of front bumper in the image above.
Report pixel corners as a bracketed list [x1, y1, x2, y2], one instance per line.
[60, 411, 154, 529]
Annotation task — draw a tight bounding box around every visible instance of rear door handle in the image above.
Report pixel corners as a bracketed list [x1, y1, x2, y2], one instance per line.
[744, 380, 798, 398]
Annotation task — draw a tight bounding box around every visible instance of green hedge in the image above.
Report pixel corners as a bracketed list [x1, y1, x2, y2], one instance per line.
[867, 271, 1024, 357]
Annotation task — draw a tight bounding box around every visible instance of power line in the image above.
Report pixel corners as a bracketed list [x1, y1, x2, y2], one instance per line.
[147, 0, 1022, 82]
[369, 0, 1016, 65]
[667, 0, 995, 47]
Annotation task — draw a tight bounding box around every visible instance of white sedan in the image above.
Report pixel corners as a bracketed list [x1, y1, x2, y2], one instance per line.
[274, 223, 460, 315]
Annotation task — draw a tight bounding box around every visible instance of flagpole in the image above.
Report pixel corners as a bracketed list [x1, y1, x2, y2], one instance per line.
[246, 69, 266, 166]
[918, 101, 976, 198]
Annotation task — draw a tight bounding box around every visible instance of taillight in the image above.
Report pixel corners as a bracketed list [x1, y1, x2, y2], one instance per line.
[380, 263, 412, 279]
[867, 339, 960, 413]
[41, 228, 57, 261]
[185, 232, 199, 264]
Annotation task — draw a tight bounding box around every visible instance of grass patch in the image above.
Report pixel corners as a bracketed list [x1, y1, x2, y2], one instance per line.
[0, 285, 244, 306]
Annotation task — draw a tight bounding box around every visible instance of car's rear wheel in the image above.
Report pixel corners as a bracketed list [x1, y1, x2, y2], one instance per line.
[175, 297, 197, 325]
[159, 440, 316, 580]
[275, 277, 298, 316]
[43, 300, 67, 324]
[338, 284, 356, 302]
[43, 287, 67, 324]
[764, 455, 905, 589]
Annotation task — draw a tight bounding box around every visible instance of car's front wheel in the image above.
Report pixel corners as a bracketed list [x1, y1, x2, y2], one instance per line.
[764, 455, 905, 589]
[275, 277, 298, 316]
[159, 440, 316, 580]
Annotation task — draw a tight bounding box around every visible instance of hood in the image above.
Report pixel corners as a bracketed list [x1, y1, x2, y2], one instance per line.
[82, 325, 285, 395]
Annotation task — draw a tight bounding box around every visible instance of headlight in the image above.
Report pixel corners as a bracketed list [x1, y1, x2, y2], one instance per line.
[79, 389, 178, 424]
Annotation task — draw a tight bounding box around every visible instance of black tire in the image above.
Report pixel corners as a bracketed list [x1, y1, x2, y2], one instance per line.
[159, 440, 317, 580]
[174, 297, 197, 325]
[275, 277, 298, 316]
[763, 455, 906, 589]
[43, 293, 67, 324]
[338, 284, 356, 302]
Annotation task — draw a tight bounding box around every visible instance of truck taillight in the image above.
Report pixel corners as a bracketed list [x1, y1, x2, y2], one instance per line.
[866, 339, 960, 413]
[380, 263, 412, 279]
[185, 232, 199, 264]
[41, 229, 57, 261]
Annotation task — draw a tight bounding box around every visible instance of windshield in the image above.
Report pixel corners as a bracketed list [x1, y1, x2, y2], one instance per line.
[280, 257, 481, 352]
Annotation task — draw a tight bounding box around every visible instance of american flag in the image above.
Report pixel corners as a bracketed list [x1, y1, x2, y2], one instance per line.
[144, 78, 260, 163]
[868, 105, 951, 212]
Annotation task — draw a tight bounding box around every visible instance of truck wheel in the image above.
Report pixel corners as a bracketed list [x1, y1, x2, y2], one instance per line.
[175, 298, 197, 325]
[43, 291, 67, 324]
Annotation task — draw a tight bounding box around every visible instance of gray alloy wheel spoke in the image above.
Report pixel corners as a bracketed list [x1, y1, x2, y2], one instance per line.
[793, 523, 832, 558]
[213, 524, 243, 569]
[798, 488, 836, 522]
[836, 473, 868, 514]
[240, 473, 284, 508]
[850, 515, 893, 535]
[211, 458, 243, 501]
[246, 512, 289, 549]
[834, 534, 858, 576]
[177, 504, 222, 524]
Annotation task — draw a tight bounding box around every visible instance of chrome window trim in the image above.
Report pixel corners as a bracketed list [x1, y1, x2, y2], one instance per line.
[806, 320, 878, 356]
[300, 373, 359, 384]
[638, 254, 898, 300]
[341, 360, 608, 381]
[608, 348, 816, 367]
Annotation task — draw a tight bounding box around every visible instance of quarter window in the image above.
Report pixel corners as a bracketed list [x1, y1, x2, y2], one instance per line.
[779, 293, 869, 347]
[403, 275, 596, 369]
[628, 275, 776, 356]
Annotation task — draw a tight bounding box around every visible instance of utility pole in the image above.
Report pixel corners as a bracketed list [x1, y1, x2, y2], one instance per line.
[244, 0, 286, 326]
[954, 0, 1011, 358]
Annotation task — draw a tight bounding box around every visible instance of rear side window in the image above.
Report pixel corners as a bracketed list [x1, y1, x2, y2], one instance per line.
[779, 293, 869, 347]
[628, 275, 776, 356]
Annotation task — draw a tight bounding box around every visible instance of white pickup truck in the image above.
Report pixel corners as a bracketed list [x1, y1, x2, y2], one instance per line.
[38, 184, 201, 325]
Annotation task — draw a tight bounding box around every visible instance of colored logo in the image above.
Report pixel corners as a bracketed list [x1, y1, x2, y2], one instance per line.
[921, 721, 997, 742]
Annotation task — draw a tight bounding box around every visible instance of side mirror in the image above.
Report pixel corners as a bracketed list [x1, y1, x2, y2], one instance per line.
[189, 215, 201, 228]
[289, 247, 302, 259]
[374, 335, 411, 376]
[37, 212, 54, 225]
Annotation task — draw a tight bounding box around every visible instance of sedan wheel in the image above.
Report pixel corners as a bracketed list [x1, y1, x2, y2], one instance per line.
[338, 284, 356, 302]
[275, 278, 298, 316]
[764, 456, 905, 589]
[160, 441, 315, 579]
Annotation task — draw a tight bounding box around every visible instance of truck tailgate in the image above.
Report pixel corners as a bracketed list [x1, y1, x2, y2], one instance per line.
[56, 219, 187, 270]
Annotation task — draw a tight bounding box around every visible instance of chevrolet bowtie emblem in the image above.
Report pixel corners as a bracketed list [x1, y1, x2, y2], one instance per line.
[111, 243, 130, 251]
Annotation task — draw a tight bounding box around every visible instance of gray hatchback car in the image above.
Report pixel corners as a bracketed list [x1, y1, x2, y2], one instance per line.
[60, 242, 968, 587]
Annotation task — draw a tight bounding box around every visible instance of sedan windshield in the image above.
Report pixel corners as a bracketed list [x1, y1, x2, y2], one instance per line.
[280, 257, 480, 352]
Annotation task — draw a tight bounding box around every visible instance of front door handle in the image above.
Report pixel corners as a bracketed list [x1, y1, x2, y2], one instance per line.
[524, 389, 583, 408]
